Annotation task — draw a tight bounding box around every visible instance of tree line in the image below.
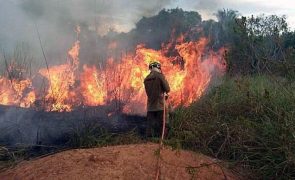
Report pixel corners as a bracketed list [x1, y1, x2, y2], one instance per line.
[101, 8, 295, 78]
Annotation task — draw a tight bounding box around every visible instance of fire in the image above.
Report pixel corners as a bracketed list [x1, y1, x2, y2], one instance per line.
[38, 40, 80, 112]
[0, 77, 35, 108]
[78, 37, 225, 114]
[0, 29, 226, 114]
[80, 65, 106, 106]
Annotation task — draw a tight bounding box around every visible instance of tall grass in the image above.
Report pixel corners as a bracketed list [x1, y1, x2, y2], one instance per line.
[167, 75, 295, 179]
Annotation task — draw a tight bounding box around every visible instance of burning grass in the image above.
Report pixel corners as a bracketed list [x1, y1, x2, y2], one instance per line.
[1, 75, 294, 179]
[0, 33, 226, 114]
[1, 24, 294, 179]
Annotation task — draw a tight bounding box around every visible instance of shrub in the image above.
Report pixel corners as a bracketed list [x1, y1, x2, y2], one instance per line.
[168, 75, 295, 179]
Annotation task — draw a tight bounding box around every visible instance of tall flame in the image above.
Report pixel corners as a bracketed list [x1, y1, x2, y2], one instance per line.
[38, 40, 80, 112]
[0, 30, 226, 114]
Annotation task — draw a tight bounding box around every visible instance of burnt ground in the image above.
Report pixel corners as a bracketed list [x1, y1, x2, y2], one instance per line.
[0, 106, 243, 179]
[0, 105, 146, 146]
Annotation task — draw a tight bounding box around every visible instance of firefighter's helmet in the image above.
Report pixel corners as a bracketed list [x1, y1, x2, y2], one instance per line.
[149, 61, 161, 70]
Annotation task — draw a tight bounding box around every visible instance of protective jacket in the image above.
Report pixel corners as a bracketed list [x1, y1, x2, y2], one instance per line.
[144, 68, 170, 111]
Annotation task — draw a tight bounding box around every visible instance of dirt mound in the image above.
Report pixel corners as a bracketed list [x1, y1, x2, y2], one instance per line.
[0, 143, 238, 179]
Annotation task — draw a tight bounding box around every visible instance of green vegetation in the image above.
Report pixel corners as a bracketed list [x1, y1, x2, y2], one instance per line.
[1, 7, 295, 179]
[167, 75, 295, 179]
[61, 75, 295, 178]
[57, 75, 295, 179]
[67, 124, 143, 148]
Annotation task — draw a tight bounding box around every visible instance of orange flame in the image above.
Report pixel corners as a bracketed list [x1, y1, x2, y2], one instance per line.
[0, 30, 226, 114]
[38, 40, 80, 112]
[0, 77, 35, 108]
[80, 65, 106, 106]
[78, 37, 226, 114]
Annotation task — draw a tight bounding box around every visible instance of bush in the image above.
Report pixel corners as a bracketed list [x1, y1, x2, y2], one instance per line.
[66, 120, 143, 148]
[168, 75, 295, 179]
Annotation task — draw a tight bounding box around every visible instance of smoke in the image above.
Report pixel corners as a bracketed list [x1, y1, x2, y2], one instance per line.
[20, 0, 175, 33]
[0, 0, 180, 70]
[1, 0, 293, 55]
[0, 0, 173, 52]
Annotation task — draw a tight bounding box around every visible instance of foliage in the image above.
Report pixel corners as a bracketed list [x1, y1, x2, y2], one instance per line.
[132, 8, 202, 49]
[1, 8, 295, 179]
[212, 10, 295, 75]
[126, 8, 295, 76]
[167, 75, 295, 179]
[66, 120, 143, 148]
[0, 145, 62, 171]
[0, 146, 16, 170]
[0, 43, 34, 79]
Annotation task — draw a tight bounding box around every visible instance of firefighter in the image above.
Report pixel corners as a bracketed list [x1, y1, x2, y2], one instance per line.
[144, 61, 170, 138]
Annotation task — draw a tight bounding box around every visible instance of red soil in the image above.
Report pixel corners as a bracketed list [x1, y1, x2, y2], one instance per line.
[0, 143, 238, 180]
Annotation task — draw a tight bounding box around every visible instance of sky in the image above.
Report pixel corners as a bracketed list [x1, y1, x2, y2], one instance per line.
[168, 0, 295, 30]
[0, 0, 294, 52]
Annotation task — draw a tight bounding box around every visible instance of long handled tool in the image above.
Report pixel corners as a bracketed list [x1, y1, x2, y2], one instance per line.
[160, 95, 167, 146]
[155, 94, 168, 180]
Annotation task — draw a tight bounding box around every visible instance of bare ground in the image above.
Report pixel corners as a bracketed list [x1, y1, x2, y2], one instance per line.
[0, 143, 238, 180]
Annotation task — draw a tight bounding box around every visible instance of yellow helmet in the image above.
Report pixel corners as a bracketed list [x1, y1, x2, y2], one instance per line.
[148, 61, 161, 70]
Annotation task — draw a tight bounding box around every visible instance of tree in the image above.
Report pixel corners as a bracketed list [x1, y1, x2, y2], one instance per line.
[223, 13, 290, 75]
[134, 8, 202, 49]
